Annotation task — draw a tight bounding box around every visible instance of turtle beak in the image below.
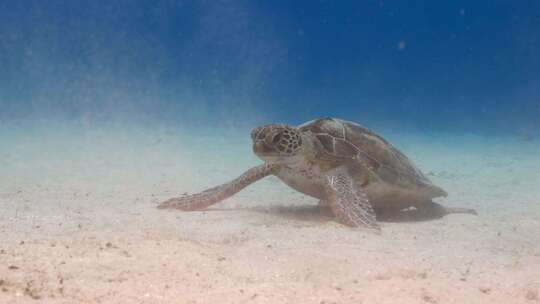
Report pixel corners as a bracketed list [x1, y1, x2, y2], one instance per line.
[253, 140, 263, 153]
[253, 140, 271, 155]
[253, 139, 284, 163]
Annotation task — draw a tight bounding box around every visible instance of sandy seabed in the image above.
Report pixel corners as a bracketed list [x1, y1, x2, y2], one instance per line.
[0, 122, 539, 304]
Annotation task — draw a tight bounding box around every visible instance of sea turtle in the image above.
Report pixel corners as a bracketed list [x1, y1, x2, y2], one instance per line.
[158, 117, 476, 230]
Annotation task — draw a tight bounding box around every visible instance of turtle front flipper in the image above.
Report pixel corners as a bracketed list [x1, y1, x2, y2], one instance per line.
[158, 163, 276, 211]
[325, 167, 380, 230]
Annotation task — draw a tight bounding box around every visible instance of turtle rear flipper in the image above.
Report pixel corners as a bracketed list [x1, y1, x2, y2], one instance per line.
[158, 164, 276, 211]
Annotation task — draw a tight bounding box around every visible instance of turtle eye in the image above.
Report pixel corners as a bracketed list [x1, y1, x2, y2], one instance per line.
[272, 133, 282, 144]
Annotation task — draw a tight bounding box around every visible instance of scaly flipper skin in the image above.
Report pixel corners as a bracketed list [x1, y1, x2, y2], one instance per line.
[157, 163, 276, 211]
[325, 167, 380, 230]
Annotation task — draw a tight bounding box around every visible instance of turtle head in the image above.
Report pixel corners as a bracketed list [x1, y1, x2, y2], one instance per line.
[251, 124, 304, 163]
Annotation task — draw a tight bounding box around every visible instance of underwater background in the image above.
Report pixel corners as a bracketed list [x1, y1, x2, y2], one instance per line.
[1, 0, 539, 134]
[1, 1, 539, 303]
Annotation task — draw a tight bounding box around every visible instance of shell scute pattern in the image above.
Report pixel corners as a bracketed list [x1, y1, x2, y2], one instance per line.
[300, 117, 434, 189]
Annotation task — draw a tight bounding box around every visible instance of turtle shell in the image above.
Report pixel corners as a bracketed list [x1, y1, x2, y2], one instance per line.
[298, 117, 447, 199]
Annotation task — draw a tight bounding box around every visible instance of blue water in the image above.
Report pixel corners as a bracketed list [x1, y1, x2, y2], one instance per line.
[1, 1, 538, 135]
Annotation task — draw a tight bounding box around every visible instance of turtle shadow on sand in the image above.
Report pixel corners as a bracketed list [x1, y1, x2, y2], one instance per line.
[210, 201, 474, 224]
[373, 202, 478, 223]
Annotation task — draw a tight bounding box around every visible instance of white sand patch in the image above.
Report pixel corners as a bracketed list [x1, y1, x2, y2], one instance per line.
[1, 122, 539, 303]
